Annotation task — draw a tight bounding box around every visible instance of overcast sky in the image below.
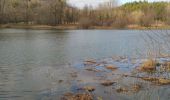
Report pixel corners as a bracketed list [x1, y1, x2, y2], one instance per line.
[68, 0, 170, 8]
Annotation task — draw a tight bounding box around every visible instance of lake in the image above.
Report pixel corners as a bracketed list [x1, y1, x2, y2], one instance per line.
[0, 29, 169, 100]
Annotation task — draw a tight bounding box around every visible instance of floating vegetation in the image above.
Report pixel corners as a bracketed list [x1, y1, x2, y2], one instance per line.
[61, 92, 93, 100]
[141, 77, 158, 82]
[137, 59, 157, 72]
[84, 59, 97, 65]
[140, 77, 170, 85]
[131, 84, 142, 92]
[116, 87, 129, 93]
[116, 84, 142, 94]
[85, 68, 99, 72]
[101, 80, 115, 86]
[158, 78, 170, 85]
[82, 86, 96, 92]
[105, 65, 118, 71]
[62, 57, 170, 99]
[161, 62, 170, 72]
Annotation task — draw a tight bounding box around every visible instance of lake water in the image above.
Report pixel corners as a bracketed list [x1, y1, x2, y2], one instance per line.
[0, 29, 169, 100]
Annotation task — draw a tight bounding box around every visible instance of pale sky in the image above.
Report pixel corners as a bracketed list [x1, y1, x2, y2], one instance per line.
[68, 0, 170, 8]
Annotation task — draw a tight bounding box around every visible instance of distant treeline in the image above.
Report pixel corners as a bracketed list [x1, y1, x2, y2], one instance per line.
[0, 0, 170, 28]
[122, 1, 170, 26]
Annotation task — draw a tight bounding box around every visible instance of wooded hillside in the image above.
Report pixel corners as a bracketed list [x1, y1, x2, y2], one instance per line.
[0, 0, 170, 28]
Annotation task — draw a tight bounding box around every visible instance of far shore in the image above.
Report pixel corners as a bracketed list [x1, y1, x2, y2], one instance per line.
[1, 24, 170, 30]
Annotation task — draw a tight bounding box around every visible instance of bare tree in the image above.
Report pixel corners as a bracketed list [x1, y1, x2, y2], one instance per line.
[0, 0, 6, 23]
[140, 7, 155, 27]
[49, 0, 67, 25]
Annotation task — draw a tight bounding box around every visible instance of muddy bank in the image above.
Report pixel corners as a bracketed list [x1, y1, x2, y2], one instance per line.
[1, 24, 170, 30]
[0, 24, 79, 30]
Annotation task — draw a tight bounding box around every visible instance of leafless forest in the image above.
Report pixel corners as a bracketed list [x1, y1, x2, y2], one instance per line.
[0, 0, 170, 28]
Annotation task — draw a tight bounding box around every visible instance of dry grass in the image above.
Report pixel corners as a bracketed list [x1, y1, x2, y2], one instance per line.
[137, 59, 157, 72]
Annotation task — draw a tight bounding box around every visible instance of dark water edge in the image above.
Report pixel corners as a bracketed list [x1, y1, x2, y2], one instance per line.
[1, 24, 170, 30]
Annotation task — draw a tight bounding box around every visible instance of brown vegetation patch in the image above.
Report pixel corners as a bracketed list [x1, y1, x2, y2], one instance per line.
[83, 86, 96, 92]
[141, 77, 170, 85]
[84, 60, 97, 65]
[131, 84, 141, 92]
[61, 92, 93, 100]
[116, 87, 129, 93]
[116, 84, 142, 94]
[137, 59, 157, 72]
[158, 78, 170, 85]
[85, 68, 99, 72]
[101, 80, 115, 86]
[141, 77, 158, 82]
[162, 62, 170, 71]
[105, 65, 118, 71]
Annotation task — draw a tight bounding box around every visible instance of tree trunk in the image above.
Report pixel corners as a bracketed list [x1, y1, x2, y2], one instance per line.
[0, 0, 5, 23]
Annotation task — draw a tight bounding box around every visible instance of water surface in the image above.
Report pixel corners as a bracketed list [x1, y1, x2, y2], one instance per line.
[0, 29, 169, 100]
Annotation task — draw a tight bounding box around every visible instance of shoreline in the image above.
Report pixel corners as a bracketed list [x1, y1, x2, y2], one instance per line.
[1, 24, 170, 30]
